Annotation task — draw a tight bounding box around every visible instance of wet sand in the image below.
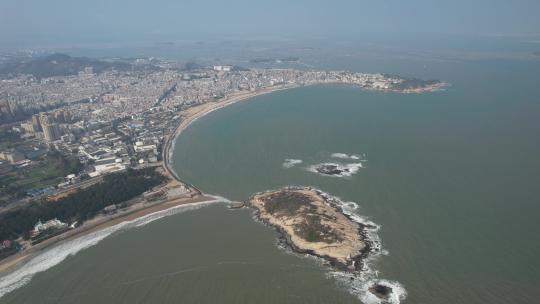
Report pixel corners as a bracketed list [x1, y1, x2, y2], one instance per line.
[163, 84, 300, 182]
[0, 85, 297, 275]
[0, 183, 215, 274]
[1, 81, 425, 276]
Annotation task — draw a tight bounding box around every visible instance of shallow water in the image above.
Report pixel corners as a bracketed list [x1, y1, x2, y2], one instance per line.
[1, 57, 539, 303]
[1, 205, 365, 304]
[169, 59, 540, 303]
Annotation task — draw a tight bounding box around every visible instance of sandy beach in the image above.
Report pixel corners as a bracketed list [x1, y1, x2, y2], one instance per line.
[160, 80, 443, 183]
[0, 179, 216, 274]
[0, 84, 296, 275]
[0, 81, 425, 276]
[162, 84, 300, 181]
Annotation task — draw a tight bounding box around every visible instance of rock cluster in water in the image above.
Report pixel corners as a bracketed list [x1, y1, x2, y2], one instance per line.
[315, 164, 350, 176]
[246, 186, 369, 271]
[369, 283, 393, 300]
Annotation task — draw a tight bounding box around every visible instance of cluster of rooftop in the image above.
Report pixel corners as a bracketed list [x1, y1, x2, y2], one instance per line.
[1, 56, 443, 211]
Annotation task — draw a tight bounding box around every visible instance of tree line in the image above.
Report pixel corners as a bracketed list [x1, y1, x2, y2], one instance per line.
[0, 167, 167, 241]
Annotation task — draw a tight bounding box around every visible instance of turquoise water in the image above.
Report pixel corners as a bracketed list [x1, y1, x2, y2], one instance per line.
[1, 57, 539, 303]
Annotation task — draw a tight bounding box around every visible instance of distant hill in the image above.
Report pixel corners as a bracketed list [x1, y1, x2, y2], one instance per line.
[0, 53, 139, 78]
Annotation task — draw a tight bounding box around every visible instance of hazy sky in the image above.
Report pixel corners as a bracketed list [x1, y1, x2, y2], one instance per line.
[1, 0, 539, 47]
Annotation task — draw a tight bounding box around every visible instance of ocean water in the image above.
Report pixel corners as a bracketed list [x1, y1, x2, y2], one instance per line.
[1, 52, 540, 303]
[168, 58, 540, 303]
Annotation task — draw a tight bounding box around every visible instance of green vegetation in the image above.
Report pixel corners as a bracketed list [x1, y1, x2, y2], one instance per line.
[261, 190, 343, 244]
[0, 241, 21, 260]
[262, 191, 315, 215]
[295, 215, 342, 243]
[0, 128, 23, 150]
[47, 150, 83, 176]
[0, 151, 82, 198]
[0, 167, 167, 241]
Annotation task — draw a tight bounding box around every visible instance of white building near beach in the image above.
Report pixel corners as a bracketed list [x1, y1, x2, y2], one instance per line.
[32, 218, 67, 236]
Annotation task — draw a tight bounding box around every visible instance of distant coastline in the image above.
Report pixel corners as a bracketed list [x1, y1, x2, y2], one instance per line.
[162, 83, 301, 184]
[0, 84, 297, 276]
[1, 77, 444, 293]
[161, 80, 445, 184]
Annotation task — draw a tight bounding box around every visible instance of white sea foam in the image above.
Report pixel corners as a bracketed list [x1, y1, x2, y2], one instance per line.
[168, 138, 176, 165]
[331, 153, 361, 160]
[255, 186, 404, 302]
[0, 224, 124, 298]
[307, 162, 364, 177]
[282, 158, 303, 168]
[311, 188, 406, 303]
[250, 186, 406, 302]
[0, 198, 224, 299]
[330, 271, 408, 304]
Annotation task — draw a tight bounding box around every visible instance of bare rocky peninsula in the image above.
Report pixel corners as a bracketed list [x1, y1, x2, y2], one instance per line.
[247, 187, 371, 271]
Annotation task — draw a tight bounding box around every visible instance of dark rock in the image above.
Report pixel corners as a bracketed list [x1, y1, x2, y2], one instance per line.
[369, 283, 393, 299]
[316, 164, 346, 176]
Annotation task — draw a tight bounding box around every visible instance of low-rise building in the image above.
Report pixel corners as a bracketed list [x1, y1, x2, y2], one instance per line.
[103, 204, 118, 214]
[31, 218, 68, 237]
[89, 162, 126, 177]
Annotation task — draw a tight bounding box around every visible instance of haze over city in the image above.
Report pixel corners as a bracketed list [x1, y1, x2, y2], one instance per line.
[1, 0, 540, 49]
[1, 1, 539, 304]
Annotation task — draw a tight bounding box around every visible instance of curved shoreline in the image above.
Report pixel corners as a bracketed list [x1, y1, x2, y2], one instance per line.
[246, 186, 376, 272]
[0, 82, 413, 301]
[162, 83, 301, 189]
[0, 84, 299, 277]
[162, 89, 408, 302]
[0, 195, 225, 298]
[0, 191, 217, 274]
[161, 80, 447, 186]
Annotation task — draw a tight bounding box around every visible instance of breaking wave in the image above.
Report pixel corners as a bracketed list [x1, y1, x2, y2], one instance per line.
[1, 184, 405, 303]
[0, 198, 225, 299]
[287, 187, 406, 303]
[282, 158, 303, 168]
[331, 153, 361, 160]
[330, 272, 408, 304]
